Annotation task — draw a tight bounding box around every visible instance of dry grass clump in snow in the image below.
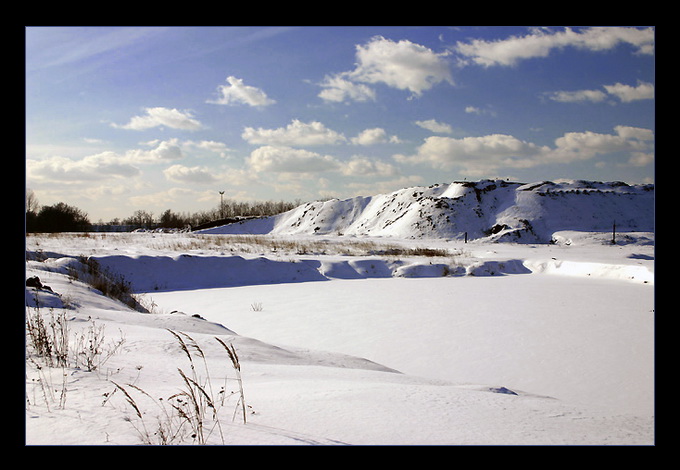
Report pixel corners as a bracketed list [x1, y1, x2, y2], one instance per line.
[109, 330, 248, 445]
[27, 232, 463, 260]
[26, 287, 247, 444]
[25, 295, 126, 413]
[179, 234, 459, 259]
[66, 256, 149, 313]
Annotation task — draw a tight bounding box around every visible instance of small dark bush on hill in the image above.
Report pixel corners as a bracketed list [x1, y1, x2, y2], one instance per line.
[27, 202, 92, 233]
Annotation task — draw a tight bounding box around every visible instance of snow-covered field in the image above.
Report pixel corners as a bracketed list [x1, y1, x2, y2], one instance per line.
[24, 180, 655, 445]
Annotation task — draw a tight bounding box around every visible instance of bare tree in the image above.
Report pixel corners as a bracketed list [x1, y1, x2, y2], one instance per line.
[26, 189, 40, 213]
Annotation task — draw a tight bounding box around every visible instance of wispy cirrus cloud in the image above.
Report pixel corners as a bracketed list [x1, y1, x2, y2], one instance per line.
[454, 26, 654, 67]
[545, 80, 654, 104]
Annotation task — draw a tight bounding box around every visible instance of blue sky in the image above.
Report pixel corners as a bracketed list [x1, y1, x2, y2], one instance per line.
[26, 26, 655, 222]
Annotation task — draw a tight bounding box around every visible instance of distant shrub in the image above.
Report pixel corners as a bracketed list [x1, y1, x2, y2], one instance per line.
[28, 202, 91, 233]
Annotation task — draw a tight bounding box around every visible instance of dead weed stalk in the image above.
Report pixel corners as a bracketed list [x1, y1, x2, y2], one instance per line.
[110, 330, 248, 445]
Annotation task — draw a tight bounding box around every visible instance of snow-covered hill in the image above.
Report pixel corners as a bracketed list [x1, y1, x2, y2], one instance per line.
[199, 179, 654, 243]
[24, 178, 655, 445]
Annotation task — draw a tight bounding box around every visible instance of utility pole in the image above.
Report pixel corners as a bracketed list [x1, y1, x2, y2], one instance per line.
[219, 191, 225, 219]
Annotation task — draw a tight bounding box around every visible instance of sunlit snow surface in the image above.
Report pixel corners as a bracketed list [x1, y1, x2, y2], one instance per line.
[25, 181, 654, 445]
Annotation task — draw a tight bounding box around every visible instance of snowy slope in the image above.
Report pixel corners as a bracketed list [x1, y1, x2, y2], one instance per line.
[25, 225, 654, 445]
[199, 179, 654, 243]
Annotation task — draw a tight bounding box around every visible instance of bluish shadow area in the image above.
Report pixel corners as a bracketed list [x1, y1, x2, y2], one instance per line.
[92, 254, 329, 293]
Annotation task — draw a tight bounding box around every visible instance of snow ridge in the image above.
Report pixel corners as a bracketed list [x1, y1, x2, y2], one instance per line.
[199, 179, 654, 242]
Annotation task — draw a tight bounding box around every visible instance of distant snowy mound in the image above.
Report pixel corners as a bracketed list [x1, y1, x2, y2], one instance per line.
[199, 179, 654, 243]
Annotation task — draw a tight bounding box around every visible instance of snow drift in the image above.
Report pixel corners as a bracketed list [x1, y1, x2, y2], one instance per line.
[199, 179, 654, 243]
[24, 178, 655, 445]
[24, 227, 654, 444]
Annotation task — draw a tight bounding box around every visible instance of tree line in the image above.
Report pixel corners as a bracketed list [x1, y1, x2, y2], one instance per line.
[25, 189, 303, 233]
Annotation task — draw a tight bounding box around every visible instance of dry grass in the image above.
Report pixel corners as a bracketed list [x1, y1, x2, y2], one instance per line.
[27, 232, 464, 260]
[109, 330, 248, 445]
[25, 296, 125, 415]
[65, 256, 148, 313]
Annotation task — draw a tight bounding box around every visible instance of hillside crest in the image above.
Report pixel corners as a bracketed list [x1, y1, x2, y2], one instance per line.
[199, 179, 654, 243]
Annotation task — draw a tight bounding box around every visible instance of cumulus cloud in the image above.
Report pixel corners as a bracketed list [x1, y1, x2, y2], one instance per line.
[318, 74, 376, 103]
[27, 152, 141, 182]
[246, 145, 403, 182]
[242, 119, 347, 146]
[126, 138, 185, 163]
[395, 125, 654, 175]
[163, 164, 217, 183]
[27, 139, 191, 184]
[341, 156, 399, 177]
[113, 107, 203, 131]
[351, 128, 400, 145]
[319, 36, 453, 102]
[551, 125, 654, 163]
[414, 119, 453, 134]
[395, 134, 548, 175]
[184, 140, 232, 158]
[246, 146, 341, 173]
[455, 26, 654, 67]
[208, 76, 276, 107]
[351, 36, 453, 95]
[603, 81, 655, 102]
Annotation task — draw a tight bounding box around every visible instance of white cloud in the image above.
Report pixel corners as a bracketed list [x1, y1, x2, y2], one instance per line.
[341, 156, 399, 177]
[394, 125, 654, 175]
[627, 152, 654, 167]
[208, 76, 276, 107]
[415, 119, 453, 134]
[614, 125, 654, 142]
[27, 152, 141, 183]
[545, 89, 608, 103]
[352, 36, 453, 96]
[242, 119, 347, 146]
[319, 36, 453, 102]
[455, 26, 654, 67]
[318, 74, 376, 103]
[194, 140, 230, 153]
[551, 125, 654, 163]
[464, 106, 498, 117]
[546, 80, 654, 104]
[185, 140, 232, 158]
[395, 134, 547, 175]
[27, 139, 190, 184]
[351, 128, 400, 145]
[247, 145, 403, 179]
[603, 81, 655, 102]
[113, 107, 203, 131]
[127, 138, 185, 163]
[246, 146, 341, 173]
[163, 164, 217, 183]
